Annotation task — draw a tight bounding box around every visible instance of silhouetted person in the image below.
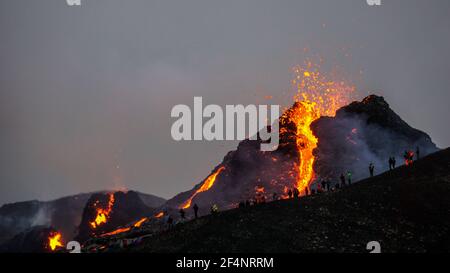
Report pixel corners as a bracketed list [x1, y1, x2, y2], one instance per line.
[416, 146, 420, 160]
[292, 188, 299, 198]
[272, 192, 278, 201]
[167, 216, 174, 229]
[404, 150, 414, 166]
[321, 180, 326, 191]
[369, 163, 374, 177]
[340, 173, 346, 187]
[288, 189, 293, 199]
[193, 203, 199, 219]
[392, 157, 396, 168]
[388, 157, 393, 170]
[326, 180, 331, 191]
[261, 195, 266, 203]
[347, 171, 352, 185]
[179, 208, 185, 219]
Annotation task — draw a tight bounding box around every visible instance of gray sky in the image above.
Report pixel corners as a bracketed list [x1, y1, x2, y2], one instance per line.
[1, 0, 449, 205]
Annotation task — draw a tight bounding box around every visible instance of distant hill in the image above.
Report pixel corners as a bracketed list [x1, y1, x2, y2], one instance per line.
[129, 148, 450, 253]
[0, 191, 166, 244]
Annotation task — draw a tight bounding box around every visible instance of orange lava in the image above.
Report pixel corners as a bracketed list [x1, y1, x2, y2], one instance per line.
[284, 61, 355, 194]
[180, 166, 226, 209]
[90, 193, 115, 229]
[48, 232, 63, 251]
[100, 227, 130, 237]
[133, 217, 147, 228]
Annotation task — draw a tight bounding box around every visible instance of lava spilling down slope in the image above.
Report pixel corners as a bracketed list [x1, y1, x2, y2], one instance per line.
[164, 64, 438, 212]
[76, 191, 154, 242]
[166, 94, 437, 213]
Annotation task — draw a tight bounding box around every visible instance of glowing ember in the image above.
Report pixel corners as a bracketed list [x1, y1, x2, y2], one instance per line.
[282, 61, 355, 194]
[90, 193, 115, 229]
[48, 232, 63, 251]
[155, 211, 164, 218]
[180, 166, 226, 209]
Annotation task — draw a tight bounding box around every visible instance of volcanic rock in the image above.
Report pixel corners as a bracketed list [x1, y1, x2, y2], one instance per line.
[165, 95, 439, 211]
[311, 95, 438, 182]
[76, 191, 155, 242]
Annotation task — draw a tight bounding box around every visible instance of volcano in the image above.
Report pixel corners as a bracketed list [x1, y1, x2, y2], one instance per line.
[165, 95, 438, 214]
[76, 191, 156, 242]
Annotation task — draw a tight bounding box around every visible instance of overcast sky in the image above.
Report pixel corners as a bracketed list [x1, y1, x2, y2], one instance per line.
[1, 0, 449, 205]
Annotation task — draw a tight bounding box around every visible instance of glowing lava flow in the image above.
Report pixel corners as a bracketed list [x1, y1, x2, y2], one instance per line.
[180, 166, 226, 209]
[48, 232, 63, 251]
[284, 61, 355, 194]
[90, 193, 115, 229]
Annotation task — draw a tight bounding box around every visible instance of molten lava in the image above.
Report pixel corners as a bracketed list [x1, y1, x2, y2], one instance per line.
[48, 232, 63, 251]
[155, 211, 164, 218]
[283, 61, 355, 194]
[100, 227, 131, 237]
[90, 192, 115, 229]
[180, 166, 226, 209]
[133, 217, 147, 228]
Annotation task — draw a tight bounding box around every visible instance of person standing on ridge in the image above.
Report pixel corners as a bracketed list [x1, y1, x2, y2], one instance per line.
[340, 173, 346, 187]
[369, 163, 375, 177]
[193, 203, 199, 219]
[347, 171, 352, 185]
[179, 208, 185, 219]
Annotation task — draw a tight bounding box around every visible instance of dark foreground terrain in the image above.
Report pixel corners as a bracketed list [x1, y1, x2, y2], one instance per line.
[128, 148, 450, 253]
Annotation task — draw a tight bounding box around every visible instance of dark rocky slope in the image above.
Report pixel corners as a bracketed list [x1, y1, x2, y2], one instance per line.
[129, 148, 450, 253]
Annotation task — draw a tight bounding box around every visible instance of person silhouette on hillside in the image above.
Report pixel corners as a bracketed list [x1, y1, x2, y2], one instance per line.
[347, 171, 352, 185]
[179, 208, 185, 219]
[193, 203, 199, 219]
[288, 189, 293, 199]
[272, 192, 278, 201]
[293, 188, 300, 198]
[389, 157, 393, 170]
[340, 173, 346, 187]
[167, 216, 174, 229]
[369, 163, 375, 177]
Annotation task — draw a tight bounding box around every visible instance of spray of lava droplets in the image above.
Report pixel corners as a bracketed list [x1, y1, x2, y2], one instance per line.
[283, 60, 355, 194]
